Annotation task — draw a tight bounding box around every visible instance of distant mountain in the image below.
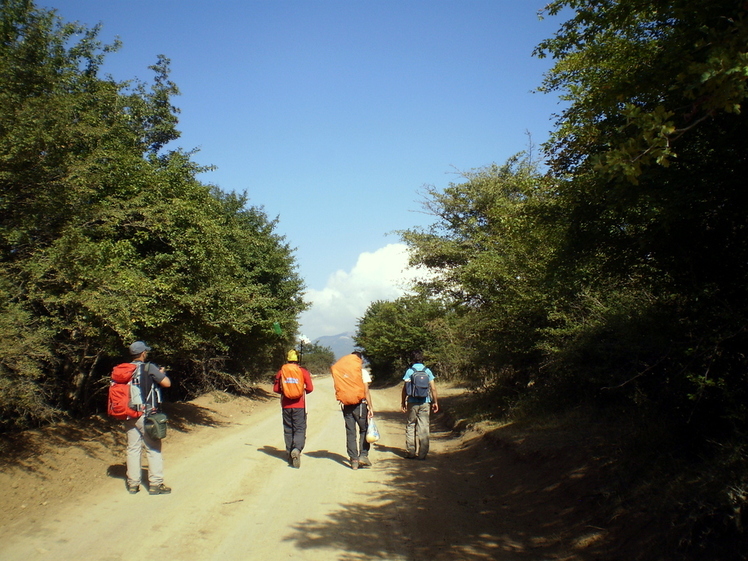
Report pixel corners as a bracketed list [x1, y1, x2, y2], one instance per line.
[314, 332, 356, 359]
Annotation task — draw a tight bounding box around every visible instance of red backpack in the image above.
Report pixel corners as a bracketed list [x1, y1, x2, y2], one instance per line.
[279, 364, 305, 399]
[107, 362, 143, 420]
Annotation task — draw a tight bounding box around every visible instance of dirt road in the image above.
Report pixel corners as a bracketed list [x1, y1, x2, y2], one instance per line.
[0, 376, 624, 561]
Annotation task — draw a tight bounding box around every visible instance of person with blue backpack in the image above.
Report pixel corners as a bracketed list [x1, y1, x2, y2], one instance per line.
[401, 352, 439, 460]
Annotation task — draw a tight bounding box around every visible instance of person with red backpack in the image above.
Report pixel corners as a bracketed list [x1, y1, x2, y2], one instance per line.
[122, 341, 172, 495]
[273, 349, 314, 468]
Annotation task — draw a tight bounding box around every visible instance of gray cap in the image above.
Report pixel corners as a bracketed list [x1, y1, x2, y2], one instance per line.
[129, 341, 151, 355]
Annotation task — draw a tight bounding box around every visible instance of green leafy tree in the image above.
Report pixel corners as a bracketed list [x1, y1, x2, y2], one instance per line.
[0, 1, 307, 427]
[355, 294, 455, 381]
[537, 0, 748, 180]
[533, 4, 748, 553]
[298, 342, 334, 376]
[400, 154, 561, 384]
[534, 0, 748, 419]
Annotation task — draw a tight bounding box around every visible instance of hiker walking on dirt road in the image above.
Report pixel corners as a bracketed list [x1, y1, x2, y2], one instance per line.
[124, 341, 172, 495]
[330, 351, 374, 470]
[401, 353, 438, 460]
[273, 349, 314, 468]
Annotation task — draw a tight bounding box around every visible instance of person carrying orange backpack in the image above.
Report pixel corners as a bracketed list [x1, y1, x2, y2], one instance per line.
[273, 350, 314, 468]
[330, 351, 374, 470]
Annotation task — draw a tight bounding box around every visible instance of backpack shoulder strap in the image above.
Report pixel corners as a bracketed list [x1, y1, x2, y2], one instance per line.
[140, 362, 161, 411]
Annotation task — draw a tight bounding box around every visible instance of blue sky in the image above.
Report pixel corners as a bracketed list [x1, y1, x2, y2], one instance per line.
[42, 0, 566, 341]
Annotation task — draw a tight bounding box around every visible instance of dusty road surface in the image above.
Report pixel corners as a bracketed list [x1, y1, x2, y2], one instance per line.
[0, 375, 633, 561]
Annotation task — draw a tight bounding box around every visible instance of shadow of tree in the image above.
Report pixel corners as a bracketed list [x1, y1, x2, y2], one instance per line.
[279, 392, 625, 560]
[0, 418, 125, 474]
[0, 394, 267, 472]
[162, 401, 230, 432]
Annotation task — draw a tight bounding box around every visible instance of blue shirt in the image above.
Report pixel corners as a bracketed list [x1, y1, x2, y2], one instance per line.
[403, 363, 435, 404]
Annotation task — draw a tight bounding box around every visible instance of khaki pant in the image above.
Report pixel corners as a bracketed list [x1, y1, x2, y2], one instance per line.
[125, 416, 164, 487]
[405, 402, 431, 459]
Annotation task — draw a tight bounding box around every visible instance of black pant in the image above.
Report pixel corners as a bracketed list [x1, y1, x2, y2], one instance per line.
[282, 407, 307, 455]
[342, 401, 370, 461]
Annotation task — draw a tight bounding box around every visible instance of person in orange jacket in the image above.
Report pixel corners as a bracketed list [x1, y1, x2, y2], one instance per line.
[273, 349, 314, 468]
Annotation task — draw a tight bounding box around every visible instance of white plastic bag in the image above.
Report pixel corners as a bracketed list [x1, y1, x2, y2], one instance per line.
[366, 419, 380, 443]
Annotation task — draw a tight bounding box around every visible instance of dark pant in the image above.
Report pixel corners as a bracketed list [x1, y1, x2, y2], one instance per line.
[342, 401, 370, 461]
[282, 407, 307, 455]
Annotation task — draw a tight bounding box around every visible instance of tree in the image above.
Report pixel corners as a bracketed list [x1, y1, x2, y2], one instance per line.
[0, 1, 307, 427]
[537, 0, 748, 180]
[532, 4, 748, 551]
[400, 154, 561, 381]
[298, 343, 334, 376]
[533, 0, 748, 419]
[355, 294, 465, 381]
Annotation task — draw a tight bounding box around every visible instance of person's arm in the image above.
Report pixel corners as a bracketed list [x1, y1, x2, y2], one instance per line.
[401, 384, 408, 413]
[365, 383, 374, 418]
[429, 380, 439, 413]
[150, 363, 171, 388]
[272, 370, 282, 394]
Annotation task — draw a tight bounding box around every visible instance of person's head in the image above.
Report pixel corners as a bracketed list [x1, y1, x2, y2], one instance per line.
[352, 351, 363, 360]
[411, 351, 424, 364]
[287, 349, 299, 363]
[129, 340, 151, 358]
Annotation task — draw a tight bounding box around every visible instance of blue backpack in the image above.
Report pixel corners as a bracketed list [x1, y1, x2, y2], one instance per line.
[406, 365, 431, 399]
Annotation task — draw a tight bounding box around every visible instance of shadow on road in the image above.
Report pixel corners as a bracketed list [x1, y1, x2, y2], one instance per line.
[257, 445, 289, 463]
[106, 464, 151, 491]
[162, 401, 233, 432]
[304, 449, 349, 467]
[279, 390, 621, 560]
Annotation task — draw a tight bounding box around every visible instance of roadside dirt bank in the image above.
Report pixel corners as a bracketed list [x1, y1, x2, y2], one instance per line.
[0, 376, 662, 560]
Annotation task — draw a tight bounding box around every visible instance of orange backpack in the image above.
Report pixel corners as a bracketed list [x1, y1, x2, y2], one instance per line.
[330, 354, 366, 405]
[280, 364, 305, 399]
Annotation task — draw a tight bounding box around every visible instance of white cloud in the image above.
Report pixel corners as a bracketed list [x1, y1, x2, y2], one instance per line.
[299, 243, 426, 340]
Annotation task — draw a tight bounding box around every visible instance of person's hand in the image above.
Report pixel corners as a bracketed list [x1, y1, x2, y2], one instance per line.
[401, 403, 407, 413]
[432, 402, 439, 413]
[368, 408, 374, 420]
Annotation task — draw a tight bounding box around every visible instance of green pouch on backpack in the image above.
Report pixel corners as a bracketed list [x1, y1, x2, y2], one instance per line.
[144, 412, 168, 440]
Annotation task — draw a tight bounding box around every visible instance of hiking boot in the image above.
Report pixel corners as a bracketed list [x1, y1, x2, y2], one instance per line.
[350, 459, 359, 470]
[148, 484, 172, 495]
[127, 484, 140, 494]
[358, 455, 372, 467]
[290, 448, 301, 469]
